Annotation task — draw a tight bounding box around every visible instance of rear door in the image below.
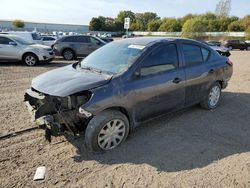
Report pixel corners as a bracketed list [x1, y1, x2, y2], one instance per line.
[86, 37, 103, 54]
[127, 43, 185, 122]
[76, 36, 90, 56]
[180, 43, 215, 106]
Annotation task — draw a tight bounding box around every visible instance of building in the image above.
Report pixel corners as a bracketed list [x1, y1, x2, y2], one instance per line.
[0, 20, 89, 33]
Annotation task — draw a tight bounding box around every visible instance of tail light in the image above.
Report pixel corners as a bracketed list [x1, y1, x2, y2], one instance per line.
[226, 59, 233, 66]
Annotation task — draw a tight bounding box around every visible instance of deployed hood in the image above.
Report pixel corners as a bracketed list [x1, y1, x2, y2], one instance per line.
[32, 64, 112, 97]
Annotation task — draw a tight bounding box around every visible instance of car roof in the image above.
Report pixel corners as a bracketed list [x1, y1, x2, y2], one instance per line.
[115, 37, 203, 46]
[0, 34, 19, 38]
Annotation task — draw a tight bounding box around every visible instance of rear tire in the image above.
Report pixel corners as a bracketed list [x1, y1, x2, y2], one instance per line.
[85, 110, 129, 152]
[62, 49, 75, 60]
[23, 53, 38, 66]
[200, 82, 221, 110]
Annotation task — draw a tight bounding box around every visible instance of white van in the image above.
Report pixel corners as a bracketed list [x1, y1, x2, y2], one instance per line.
[1, 31, 42, 44]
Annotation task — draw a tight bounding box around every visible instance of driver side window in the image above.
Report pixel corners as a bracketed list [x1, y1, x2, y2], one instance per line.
[140, 44, 178, 77]
[0, 37, 12, 45]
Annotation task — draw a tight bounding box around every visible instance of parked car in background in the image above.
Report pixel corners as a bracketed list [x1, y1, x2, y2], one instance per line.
[98, 37, 114, 43]
[25, 37, 233, 151]
[41, 36, 56, 47]
[200, 40, 230, 57]
[222, 40, 250, 50]
[245, 40, 250, 44]
[0, 34, 54, 66]
[206, 41, 221, 46]
[53, 35, 106, 60]
[0, 31, 42, 44]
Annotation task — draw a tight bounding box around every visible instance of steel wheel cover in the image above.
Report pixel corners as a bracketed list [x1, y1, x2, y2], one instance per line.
[97, 119, 126, 150]
[208, 85, 220, 107]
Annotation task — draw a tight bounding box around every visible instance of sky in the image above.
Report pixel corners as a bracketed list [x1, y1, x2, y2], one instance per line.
[1, 0, 250, 25]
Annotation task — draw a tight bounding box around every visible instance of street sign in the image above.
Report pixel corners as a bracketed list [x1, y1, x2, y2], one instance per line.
[124, 17, 130, 29]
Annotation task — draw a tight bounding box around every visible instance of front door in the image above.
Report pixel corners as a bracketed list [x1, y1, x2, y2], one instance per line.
[0, 36, 19, 60]
[126, 43, 185, 122]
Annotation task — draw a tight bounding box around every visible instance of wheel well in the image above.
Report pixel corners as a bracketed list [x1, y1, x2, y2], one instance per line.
[216, 80, 223, 88]
[22, 52, 38, 61]
[104, 106, 134, 133]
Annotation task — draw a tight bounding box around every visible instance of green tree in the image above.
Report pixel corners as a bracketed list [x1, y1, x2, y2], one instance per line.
[182, 17, 208, 38]
[180, 13, 197, 26]
[134, 12, 159, 31]
[246, 27, 250, 40]
[147, 19, 162, 31]
[158, 18, 181, 32]
[200, 12, 217, 20]
[89, 17, 106, 31]
[115, 10, 135, 31]
[228, 21, 244, 31]
[12, 20, 25, 28]
[207, 20, 221, 31]
[241, 15, 250, 30]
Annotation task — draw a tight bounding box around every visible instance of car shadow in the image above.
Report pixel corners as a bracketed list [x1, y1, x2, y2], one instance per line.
[64, 91, 250, 172]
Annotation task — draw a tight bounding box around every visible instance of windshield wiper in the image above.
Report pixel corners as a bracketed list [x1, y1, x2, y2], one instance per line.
[81, 66, 102, 74]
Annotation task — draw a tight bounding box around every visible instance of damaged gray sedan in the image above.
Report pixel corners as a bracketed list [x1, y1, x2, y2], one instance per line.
[24, 37, 233, 151]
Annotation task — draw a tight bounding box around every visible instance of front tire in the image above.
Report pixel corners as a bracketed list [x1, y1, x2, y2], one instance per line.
[23, 53, 38, 66]
[200, 83, 221, 110]
[85, 110, 129, 152]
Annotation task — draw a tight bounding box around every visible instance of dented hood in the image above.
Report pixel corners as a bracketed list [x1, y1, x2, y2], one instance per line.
[32, 64, 112, 97]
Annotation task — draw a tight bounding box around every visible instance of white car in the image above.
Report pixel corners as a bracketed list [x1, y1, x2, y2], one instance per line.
[41, 36, 56, 47]
[1, 31, 42, 44]
[0, 34, 55, 66]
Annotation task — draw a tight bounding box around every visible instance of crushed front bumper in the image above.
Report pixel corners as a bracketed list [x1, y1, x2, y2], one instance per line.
[24, 88, 79, 138]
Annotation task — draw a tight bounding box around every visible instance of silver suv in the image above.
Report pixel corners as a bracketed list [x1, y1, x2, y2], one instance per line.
[0, 34, 55, 66]
[53, 35, 106, 60]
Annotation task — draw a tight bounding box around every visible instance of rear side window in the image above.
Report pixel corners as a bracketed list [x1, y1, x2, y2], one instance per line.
[182, 44, 203, 66]
[0, 37, 12, 44]
[77, 36, 88, 43]
[31, 33, 41, 40]
[201, 48, 210, 61]
[62, 36, 77, 42]
[42, 37, 55, 41]
[140, 44, 179, 76]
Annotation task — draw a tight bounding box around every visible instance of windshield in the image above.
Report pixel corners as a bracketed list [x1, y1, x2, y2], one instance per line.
[80, 41, 145, 74]
[12, 36, 32, 45]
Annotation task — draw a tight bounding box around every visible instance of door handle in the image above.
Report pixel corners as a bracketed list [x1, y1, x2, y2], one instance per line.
[209, 69, 215, 74]
[173, 77, 182, 84]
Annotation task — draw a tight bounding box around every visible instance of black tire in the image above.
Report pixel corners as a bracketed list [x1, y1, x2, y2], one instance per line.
[200, 82, 222, 110]
[85, 110, 129, 152]
[22, 53, 38, 66]
[62, 49, 75, 60]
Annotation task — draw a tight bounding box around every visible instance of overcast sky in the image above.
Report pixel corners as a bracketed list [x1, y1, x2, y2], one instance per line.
[1, 0, 250, 25]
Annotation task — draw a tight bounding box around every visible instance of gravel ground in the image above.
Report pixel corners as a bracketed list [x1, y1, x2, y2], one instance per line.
[0, 51, 250, 188]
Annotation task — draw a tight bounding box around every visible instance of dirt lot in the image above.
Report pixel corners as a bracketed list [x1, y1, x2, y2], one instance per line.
[0, 51, 250, 188]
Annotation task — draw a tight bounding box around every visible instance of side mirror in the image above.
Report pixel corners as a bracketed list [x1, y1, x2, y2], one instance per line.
[9, 42, 17, 46]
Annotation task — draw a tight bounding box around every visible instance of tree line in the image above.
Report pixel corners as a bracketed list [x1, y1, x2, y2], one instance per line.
[89, 11, 250, 33]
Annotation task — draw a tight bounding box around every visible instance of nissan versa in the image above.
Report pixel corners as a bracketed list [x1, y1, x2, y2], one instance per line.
[24, 37, 233, 152]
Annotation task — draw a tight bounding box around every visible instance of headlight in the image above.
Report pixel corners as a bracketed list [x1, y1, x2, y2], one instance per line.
[79, 107, 92, 117]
